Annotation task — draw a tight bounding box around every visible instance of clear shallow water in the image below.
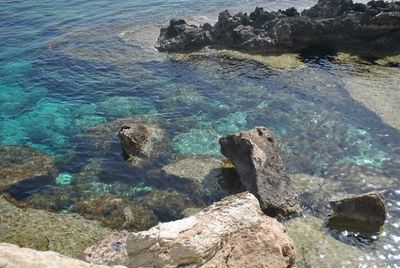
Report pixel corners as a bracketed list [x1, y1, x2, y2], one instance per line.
[1, 0, 399, 266]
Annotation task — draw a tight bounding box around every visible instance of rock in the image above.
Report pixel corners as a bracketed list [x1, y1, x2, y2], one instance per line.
[137, 190, 197, 222]
[71, 195, 158, 231]
[155, 19, 213, 52]
[284, 216, 384, 267]
[155, 0, 400, 57]
[162, 156, 243, 202]
[83, 192, 296, 268]
[329, 191, 387, 233]
[0, 243, 126, 268]
[118, 123, 168, 167]
[0, 196, 112, 258]
[0, 145, 57, 191]
[80, 116, 158, 153]
[219, 126, 299, 216]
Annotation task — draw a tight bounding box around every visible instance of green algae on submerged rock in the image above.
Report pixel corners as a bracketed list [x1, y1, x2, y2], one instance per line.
[0, 145, 57, 191]
[23, 185, 78, 211]
[217, 50, 304, 70]
[170, 49, 304, 70]
[284, 216, 385, 267]
[162, 156, 242, 200]
[71, 194, 158, 231]
[0, 197, 112, 258]
[137, 190, 198, 222]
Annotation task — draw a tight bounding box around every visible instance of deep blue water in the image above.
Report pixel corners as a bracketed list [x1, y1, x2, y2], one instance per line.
[1, 0, 400, 266]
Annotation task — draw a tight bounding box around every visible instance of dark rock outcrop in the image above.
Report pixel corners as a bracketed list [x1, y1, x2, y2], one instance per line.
[156, 0, 400, 55]
[219, 126, 299, 217]
[329, 191, 387, 233]
[117, 123, 168, 167]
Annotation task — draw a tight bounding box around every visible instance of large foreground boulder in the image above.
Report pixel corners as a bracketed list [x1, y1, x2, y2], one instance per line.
[83, 192, 296, 268]
[329, 191, 387, 233]
[219, 126, 299, 216]
[156, 0, 400, 55]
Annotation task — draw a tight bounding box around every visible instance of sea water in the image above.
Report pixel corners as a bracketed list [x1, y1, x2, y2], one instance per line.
[1, 0, 399, 266]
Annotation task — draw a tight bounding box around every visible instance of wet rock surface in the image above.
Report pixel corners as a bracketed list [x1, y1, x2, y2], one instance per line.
[71, 194, 158, 231]
[284, 216, 385, 267]
[84, 192, 296, 268]
[329, 191, 387, 233]
[219, 126, 299, 216]
[0, 145, 57, 191]
[0, 196, 112, 258]
[118, 123, 168, 167]
[156, 0, 400, 55]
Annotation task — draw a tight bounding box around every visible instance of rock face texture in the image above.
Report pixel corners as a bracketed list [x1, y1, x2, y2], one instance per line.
[84, 192, 296, 268]
[0, 243, 126, 268]
[0, 145, 57, 191]
[219, 126, 299, 216]
[329, 191, 387, 232]
[0, 197, 112, 258]
[118, 123, 168, 167]
[156, 0, 400, 55]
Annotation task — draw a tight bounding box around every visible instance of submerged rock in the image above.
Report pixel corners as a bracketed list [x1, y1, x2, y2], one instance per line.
[84, 192, 296, 268]
[71, 195, 158, 231]
[0, 243, 126, 268]
[162, 156, 243, 201]
[156, 0, 400, 56]
[219, 126, 299, 216]
[329, 191, 387, 233]
[137, 190, 197, 222]
[0, 197, 112, 258]
[118, 123, 168, 167]
[0, 145, 57, 191]
[285, 216, 384, 267]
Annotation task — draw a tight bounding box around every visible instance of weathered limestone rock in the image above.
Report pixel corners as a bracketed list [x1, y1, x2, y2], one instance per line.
[118, 123, 168, 167]
[0, 197, 112, 258]
[0, 243, 126, 268]
[0, 145, 57, 191]
[219, 126, 299, 216]
[329, 191, 387, 233]
[84, 192, 296, 268]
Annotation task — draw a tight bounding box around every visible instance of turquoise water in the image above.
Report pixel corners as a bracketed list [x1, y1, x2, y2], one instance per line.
[1, 0, 400, 266]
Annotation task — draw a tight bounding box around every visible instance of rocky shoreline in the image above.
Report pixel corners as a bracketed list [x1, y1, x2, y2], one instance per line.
[0, 124, 390, 267]
[156, 0, 400, 57]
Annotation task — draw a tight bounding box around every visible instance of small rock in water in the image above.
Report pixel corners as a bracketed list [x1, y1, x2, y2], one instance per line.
[329, 191, 387, 233]
[55, 172, 74, 185]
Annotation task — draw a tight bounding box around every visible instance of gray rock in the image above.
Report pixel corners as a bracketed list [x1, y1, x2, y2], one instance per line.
[219, 126, 299, 217]
[329, 191, 387, 233]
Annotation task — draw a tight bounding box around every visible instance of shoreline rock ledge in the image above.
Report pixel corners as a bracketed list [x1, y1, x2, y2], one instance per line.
[155, 0, 400, 55]
[219, 126, 300, 217]
[83, 192, 296, 268]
